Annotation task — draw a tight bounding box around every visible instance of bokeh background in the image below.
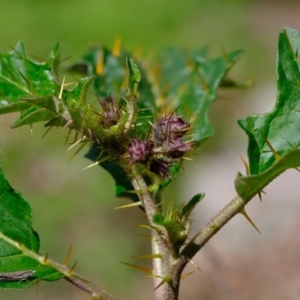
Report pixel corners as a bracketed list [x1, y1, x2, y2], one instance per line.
[0, 0, 300, 299]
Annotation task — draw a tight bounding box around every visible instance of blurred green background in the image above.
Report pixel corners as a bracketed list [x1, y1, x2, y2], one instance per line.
[0, 0, 299, 299]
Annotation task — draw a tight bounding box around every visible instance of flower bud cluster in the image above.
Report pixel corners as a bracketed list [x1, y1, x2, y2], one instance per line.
[99, 95, 122, 128]
[128, 112, 192, 177]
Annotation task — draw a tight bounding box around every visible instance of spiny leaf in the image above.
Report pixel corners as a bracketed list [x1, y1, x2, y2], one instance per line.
[235, 148, 300, 201]
[179, 193, 205, 223]
[149, 47, 243, 144]
[238, 26, 300, 175]
[125, 57, 141, 99]
[0, 148, 63, 290]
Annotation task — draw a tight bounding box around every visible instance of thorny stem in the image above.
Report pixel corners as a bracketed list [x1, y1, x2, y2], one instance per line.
[131, 165, 180, 300]
[180, 195, 248, 268]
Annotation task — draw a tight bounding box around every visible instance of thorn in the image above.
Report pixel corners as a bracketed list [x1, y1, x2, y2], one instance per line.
[69, 142, 88, 161]
[30, 124, 33, 138]
[69, 261, 78, 274]
[35, 281, 40, 299]
[96, 50, 104, 75]
[131, 254, 162, 260]
[115, 201, 142, 209]
[138, 234, 153, 240]
[195, 68, 209, 92]
[64, 128, 72, 145]
[67, 135, 87, 151]
[43, 253, 48, 263]
[41, 126, 53, 139]
[112, 36, 121, 57]
[154, 276, 171, 291]
[239, 154, 250, 176]
[181, 271, 195, 279]
[63, 243, 73, 266]
[59, 76, 66, 99]
[189, 259, 201, 272]
[246, 73, 253, 87]
[258, 191, 262, 202]
[240, 208, 261, 234]
[82, 155, 111, 170]
[260, 132, 281, 161]
[221, 46, 231, 65]
[120, 262, 153, 275]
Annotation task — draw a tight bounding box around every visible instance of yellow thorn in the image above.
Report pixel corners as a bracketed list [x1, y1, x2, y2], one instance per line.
[112, 36, 121, 57]
[196, 69, 209, 92]
[43, 253, 48, 263]
[69, 261, 78, 274]
[154, 276, 171, 291]
[240, 208, 261, 234]
[260, 132, 281, 161]
[181, 271, 195, 280]
[35, 281, 40, 299]
[64, 128, 72, 145]
[246, 72, 253, 87]
[115, 201, 142, 209]
[69, 142, 88, 161]
[30, 124, 33, 138]
[239, 154, 250, 176]
[120, 262, 153, 275]
[96, 50, 104, 75]
[189, 259, 201, 272]
[221, 46, 231, 66]
[63, 243, 73, 266]
[138, 234, 153, 240]
[67, 135, 87, 151]
[82, 156, 111, 170]
[59, 76, 66, 99]
[41, 126, 53, 139]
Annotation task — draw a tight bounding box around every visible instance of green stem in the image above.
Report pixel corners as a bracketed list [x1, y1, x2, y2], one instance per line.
[181, 195, 246, 261]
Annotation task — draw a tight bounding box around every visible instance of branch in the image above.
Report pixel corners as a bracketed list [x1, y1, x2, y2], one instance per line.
[181, 195, 246, 260]
[46, 258, 119, 300]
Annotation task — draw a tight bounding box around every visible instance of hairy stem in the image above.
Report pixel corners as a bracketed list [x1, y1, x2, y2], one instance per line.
[181, 195, 246, 261]
[130, 166, 181, 300]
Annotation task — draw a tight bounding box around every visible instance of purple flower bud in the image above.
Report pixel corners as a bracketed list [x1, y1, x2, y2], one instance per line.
[129, 139, 153, 164]
[148, 158, 170, 178]
[99, 95, 122, 128]
[152, 114, 189, 145]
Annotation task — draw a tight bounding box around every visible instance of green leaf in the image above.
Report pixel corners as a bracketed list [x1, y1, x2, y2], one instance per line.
[0, 148, 63, 289]
[125, 57, 141, 98]
[179, 193, 205, 223]
[152, 48, 243, 144]
[0, 41, 60, 105]
[238, 26, 300, 175]
[235, 148, 300, 201]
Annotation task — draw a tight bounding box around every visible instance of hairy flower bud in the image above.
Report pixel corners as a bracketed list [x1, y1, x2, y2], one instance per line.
[129, 139, 153, 164]
[99, 95, 122, 128]
[152, 115, 189, 146]
[148, 158, 170, 178]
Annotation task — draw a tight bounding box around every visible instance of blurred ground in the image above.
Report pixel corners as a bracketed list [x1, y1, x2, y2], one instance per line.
[0, 0, 300, 299]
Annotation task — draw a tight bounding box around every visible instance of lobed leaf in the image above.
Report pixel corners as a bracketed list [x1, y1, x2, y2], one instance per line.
[236, 27, 300, 200]
[238, 27, 300, 175]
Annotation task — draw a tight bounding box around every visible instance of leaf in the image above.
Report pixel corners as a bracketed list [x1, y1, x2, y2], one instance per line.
[125, 57, 141, 98]
[235, 148, 300, 201]
[238, 26, 300, 175]
[0, 42, 60, 117]
[150, 47, 243, 144]
[0, 148, 63, 290]
[179, 193, 205, 223]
